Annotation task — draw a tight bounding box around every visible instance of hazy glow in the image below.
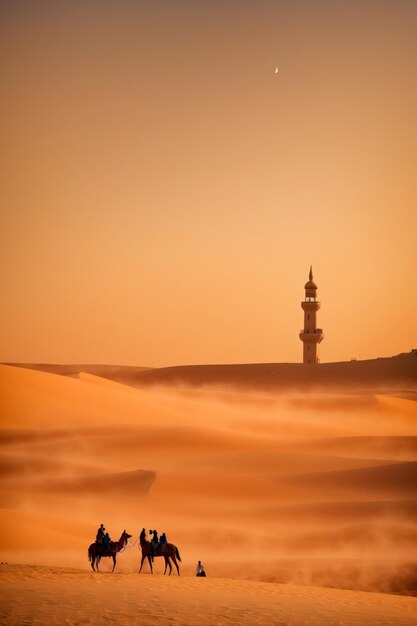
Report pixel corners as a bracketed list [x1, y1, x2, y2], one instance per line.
[0, 0, 416, 366]
[1, 365, 416, 591]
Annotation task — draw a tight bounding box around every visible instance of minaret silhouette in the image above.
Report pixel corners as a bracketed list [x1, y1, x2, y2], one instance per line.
[299, 266, 324, 364]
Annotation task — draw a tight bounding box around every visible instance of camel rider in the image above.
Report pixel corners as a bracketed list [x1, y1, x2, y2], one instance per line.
[160, 533, 167, 553]
[150, 529, 158, 559]
[140, 528, 146, 544]
[96, 524, 105, 544]
[103, 532, 112, 555]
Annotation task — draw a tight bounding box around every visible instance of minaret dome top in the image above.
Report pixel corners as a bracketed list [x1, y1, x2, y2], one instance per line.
[304, 265, 317, 290]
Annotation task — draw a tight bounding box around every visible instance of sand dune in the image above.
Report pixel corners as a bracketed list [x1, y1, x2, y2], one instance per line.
[289, 435, 417, 461]
[3, 468, 155, 497]
[1, 564, 417, 626]
[0, 451, 104, 478]
[376, 394, 417, 416]
[6, 352, 416, 391]
[5, 363, 151, 377]
[250, 499, 417, 522]
[0, 364, 198, 429]
[1, 363, 417, 607]
[288, 461, 417, 497]
[83, 352, 417, 391]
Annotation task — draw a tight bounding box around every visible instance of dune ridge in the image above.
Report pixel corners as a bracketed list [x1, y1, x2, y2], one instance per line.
[4, 351, 417, 391]
[3, 363, 151, 377]
[95, 352, 417, 391]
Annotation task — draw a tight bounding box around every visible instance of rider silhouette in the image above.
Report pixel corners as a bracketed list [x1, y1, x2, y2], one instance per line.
[103, 532, 111, 554]
[95, 524, 112, 554]
[96, 524, 105, 544]
[150, 529, 158, 560]
[160, 532, 167, 553]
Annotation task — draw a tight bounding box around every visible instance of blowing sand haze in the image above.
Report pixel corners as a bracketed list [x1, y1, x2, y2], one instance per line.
[1, 362, 417, 624]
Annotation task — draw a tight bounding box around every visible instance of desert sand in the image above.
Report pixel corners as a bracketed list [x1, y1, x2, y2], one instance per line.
[1, 564, 417, 626]
[1, 362, 417, 625]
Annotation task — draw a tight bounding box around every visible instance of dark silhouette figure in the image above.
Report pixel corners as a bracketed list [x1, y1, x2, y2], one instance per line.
[196, 560, 206, 577]
[149, 529, 158, 560]
[94, 524, 112, 555]
[95, 524, 106, 544]
[139, 532, 181, 575]
[160, 532, 167, 553]
[88, 530, 131, 572]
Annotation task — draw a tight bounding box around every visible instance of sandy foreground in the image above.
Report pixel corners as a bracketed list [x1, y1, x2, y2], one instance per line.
[1, 363, 417, 624]
[1, 564, 416, 626]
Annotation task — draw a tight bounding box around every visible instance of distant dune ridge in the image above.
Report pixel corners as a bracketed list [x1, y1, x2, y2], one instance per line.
[127, 353, 417, 391]
[6, 351, 416, 391]
[1, 359, 417, 625]
[3, 363, 151, 378]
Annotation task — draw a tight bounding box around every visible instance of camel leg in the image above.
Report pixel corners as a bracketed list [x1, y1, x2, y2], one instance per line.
[112, 555, 116, 572]
[139, 554, 146, 573]
[164, 556, 172, 575]
[171, 555, 180, 576]
[139, 554, 151, 573]
[148, 555, 153, 574]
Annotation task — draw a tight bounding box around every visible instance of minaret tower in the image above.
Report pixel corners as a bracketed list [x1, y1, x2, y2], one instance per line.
[299, 266, 324, 364]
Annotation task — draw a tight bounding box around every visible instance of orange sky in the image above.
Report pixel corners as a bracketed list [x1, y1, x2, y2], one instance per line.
[0, 0, 416, 366]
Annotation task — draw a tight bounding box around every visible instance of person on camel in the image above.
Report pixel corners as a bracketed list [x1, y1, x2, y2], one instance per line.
[96, 524, 111, 555]
[103, 531, 112, 555]
[140, 528, 146, 544]
[159, 532, 167, 553]
[96, 524, 105, 545]
[149, 529, 158, 561]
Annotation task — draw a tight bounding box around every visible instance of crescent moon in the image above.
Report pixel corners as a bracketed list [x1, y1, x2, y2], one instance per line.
[274, 67, 279, 74]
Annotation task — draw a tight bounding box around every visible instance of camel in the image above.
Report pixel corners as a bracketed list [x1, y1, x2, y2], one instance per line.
[138, 534, 181, 575]
[88, 530, 131, 572]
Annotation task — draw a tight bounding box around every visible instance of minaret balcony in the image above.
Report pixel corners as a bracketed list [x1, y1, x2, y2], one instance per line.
[301, 300, 321, 311]
[299, 329, 324, 343]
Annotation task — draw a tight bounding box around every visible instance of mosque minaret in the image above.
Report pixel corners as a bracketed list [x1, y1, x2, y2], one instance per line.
[299, 266, 324, 364]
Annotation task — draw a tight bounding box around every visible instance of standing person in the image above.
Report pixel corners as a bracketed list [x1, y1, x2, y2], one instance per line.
[196, 561, 206, 577]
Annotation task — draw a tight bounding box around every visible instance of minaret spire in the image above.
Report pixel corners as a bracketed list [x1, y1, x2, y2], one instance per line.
[299, 267, 324, 364]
